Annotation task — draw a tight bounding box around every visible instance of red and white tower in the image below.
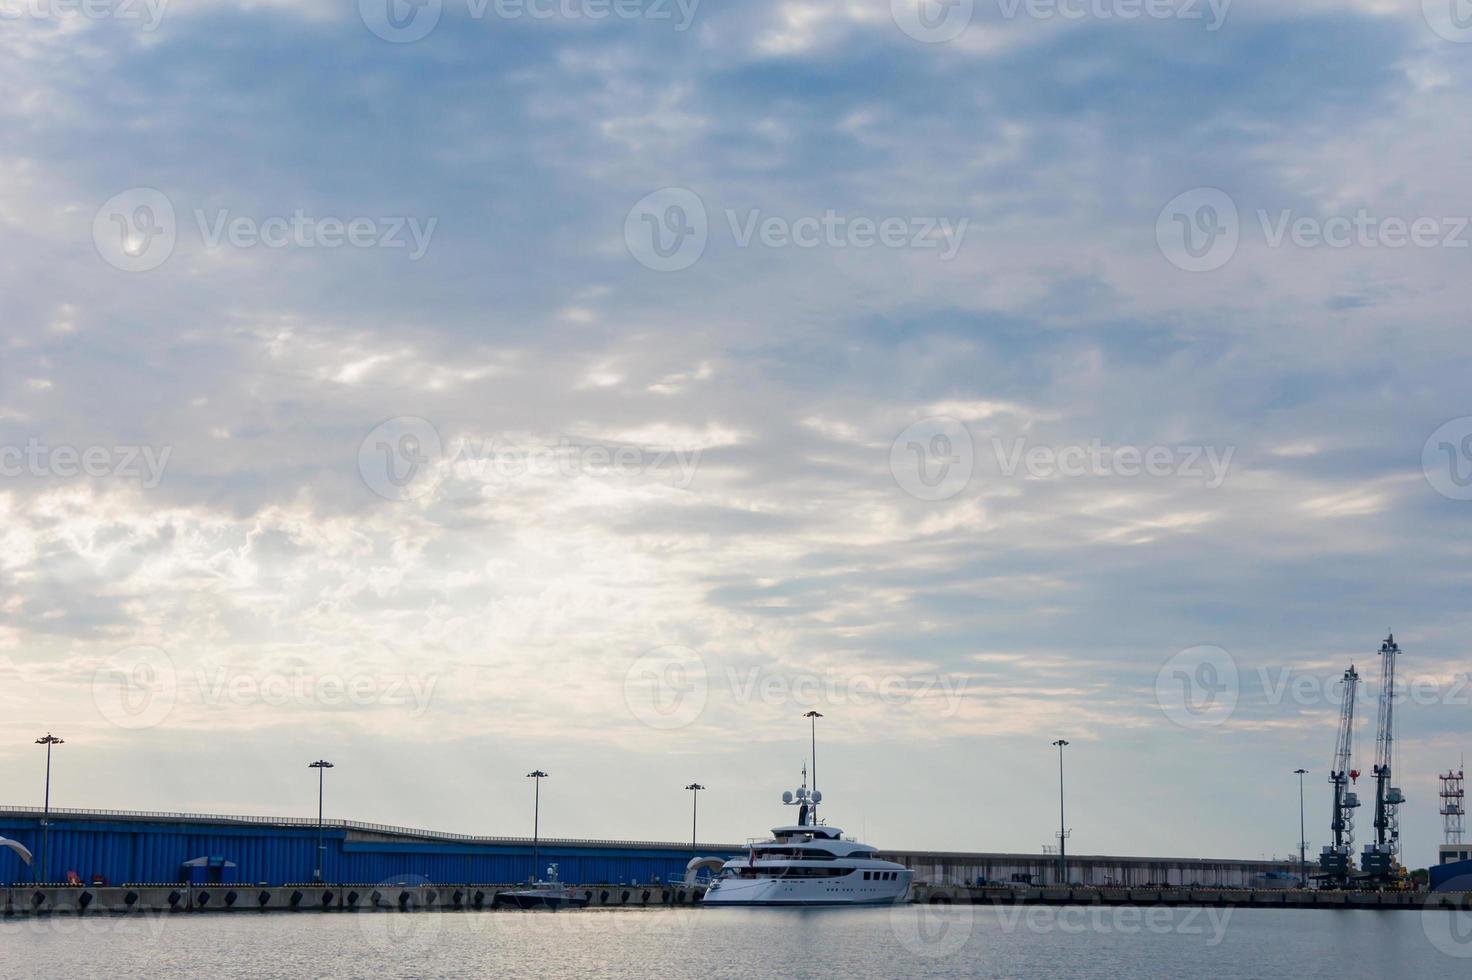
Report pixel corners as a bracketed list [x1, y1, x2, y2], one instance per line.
[1442, 766, 1466, 846]
[1439, 765, 1469, 869]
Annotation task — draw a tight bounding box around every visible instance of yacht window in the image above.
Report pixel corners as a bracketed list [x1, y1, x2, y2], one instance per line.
[753, 847, 837, 859]
[772, 866, 849, 878]
[863, 871, 870, 880]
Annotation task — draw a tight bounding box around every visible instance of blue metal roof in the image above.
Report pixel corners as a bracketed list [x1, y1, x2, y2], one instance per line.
[0, 806, 742, 887]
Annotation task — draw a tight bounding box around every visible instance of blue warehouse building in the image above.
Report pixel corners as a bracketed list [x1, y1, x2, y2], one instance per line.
[1, 806, 1302, 891]
[0, 806, 743, 887]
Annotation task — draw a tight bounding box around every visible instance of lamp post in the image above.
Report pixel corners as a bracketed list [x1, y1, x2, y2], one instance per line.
[308, 760, 334, 883]
[685, 783, 705, 853]
[527, 770, 548, 882]
[35, 734, 63, 884]
[1294, 768, 1309, 887]
[1052, 739, 1070, 885]
[804, 710, 822, 815]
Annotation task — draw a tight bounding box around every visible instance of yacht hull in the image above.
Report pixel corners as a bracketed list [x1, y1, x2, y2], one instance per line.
[701, 873, 912, 907]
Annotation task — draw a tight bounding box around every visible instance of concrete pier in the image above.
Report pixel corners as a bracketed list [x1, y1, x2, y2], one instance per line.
[910, 883, 1472, 911]
[2, 883, 708, 917]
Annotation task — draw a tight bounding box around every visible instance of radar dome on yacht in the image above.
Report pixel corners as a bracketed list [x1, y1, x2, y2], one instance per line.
[782, 791, 793, 803]
[811, 790, 822, 803]
[796, 787, 808, 800]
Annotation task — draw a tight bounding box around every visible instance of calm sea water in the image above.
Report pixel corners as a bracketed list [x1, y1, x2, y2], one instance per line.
[2, 905, 1469, 978]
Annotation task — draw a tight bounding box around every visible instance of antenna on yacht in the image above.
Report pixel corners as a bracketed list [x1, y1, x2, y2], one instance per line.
[785, 764, 820, 825]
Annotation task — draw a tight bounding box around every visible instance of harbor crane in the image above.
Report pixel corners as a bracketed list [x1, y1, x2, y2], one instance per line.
[1316, 664, 1360, 886]
[1360, 633, 1406, 886]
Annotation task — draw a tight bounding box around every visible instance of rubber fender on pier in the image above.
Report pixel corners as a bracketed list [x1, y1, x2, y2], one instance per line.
[370, 890, 383, 908]
[321, 890, 334, 907]
[257, 891, 271, 908]
[472, 890, 484, 909]
[167, 890, 183, 908]
[397, 890, 411, 910]
[78, 892, 93, 910]
[640, 890, 649, 903]
[197, 891, 211, 907]
[224, 891, 238, 908]
[426, 890, 437, 905]
[289, 890, 303, 909]
[602, 890, 611, 903]
[30, 892, 45, 908]
[346, 891, 360, 908]
[124, 891, 139, 907]
[451, 890, 463, 909]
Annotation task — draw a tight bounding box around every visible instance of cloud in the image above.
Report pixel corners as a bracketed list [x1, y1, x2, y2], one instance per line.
[1, 2, 1469, 859]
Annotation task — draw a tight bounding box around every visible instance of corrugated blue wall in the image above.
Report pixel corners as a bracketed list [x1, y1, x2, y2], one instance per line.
[0, 816, 738, 886]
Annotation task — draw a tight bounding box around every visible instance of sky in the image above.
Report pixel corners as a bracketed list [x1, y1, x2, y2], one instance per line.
[1, 0, 1471, 869]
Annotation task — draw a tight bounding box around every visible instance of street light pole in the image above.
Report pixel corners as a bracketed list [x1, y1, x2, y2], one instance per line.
[1294, 768, 1309, 887]
[35, 734, 64, 884]
[309, 760, 334, 883]
[1052, 739, 1070, 885]
[685, 783, 705, 852]
[527, 770, 548, 882]
[804, 710, 822, 817]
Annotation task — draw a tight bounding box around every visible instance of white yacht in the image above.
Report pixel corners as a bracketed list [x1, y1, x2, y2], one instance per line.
[702, 772, 913, 907]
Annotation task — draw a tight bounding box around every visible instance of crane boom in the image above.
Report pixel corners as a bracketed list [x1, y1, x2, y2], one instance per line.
[1317, 664, 1360, 886]
[1331, 665, 1358, 795]
[1361, 633, 1404, 882]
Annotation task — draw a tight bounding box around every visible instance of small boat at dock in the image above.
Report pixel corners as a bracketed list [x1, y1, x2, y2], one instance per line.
[493, 864, 590, 910]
